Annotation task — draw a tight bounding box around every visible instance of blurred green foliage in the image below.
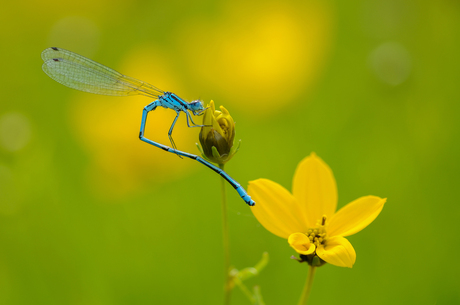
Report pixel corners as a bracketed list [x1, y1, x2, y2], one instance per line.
[0, 0, 459, 304]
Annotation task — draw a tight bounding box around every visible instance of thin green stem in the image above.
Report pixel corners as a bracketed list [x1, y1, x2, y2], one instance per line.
[297, 266, 316, 305]
[233, 278, 254, 303]
[220, 164, 232, 305]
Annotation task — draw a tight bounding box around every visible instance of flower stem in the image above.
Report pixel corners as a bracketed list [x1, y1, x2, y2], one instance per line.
[297, 266, 316, 305]
[220, 164, 232, 305]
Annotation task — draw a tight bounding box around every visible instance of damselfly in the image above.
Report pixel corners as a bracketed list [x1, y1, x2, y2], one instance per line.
[41, 47, 255, 206]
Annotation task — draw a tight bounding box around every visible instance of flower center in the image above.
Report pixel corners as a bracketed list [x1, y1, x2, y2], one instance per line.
[306, 216, 328, 248]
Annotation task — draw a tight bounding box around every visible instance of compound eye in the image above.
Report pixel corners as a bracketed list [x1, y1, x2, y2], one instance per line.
[191, 100, 203, 111]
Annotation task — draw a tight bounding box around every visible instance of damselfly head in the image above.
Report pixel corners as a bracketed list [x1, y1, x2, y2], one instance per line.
[189, 99, 205, 115]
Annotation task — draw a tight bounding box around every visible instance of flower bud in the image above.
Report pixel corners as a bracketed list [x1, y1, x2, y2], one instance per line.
[198, 100, 240, 165]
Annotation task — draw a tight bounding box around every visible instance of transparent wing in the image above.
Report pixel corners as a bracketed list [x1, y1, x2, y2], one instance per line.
[41, 47, 164, 98]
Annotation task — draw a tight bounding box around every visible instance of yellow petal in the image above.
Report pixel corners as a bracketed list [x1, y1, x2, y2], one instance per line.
[211, 115, 223, 133]
[249, 179, 309, 239]
[292, 152, 337, 227]
[316, 236, 356, 268]
[328, 196, 386, 237]
[202, 104, 214, 127]
[288, 233, 316, 255]
[210, 100, 216, 112]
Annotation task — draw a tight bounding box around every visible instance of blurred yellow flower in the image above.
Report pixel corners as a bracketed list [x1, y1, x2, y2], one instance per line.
[198, 100, 239, 165]
[70, 47, 198, 197]
[249, 153, 386, 268]
[178, 0, 334, 116]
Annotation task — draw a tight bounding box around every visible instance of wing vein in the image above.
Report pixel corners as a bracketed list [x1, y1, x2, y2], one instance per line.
[41, 47, 164, 98]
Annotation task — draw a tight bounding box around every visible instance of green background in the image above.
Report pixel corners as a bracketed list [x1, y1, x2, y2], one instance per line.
[1, 0, 459, 304]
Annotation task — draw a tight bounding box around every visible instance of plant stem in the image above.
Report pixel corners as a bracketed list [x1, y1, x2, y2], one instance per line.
[220, 164, 232, 305]
[234, 278, 255, 303]
[297, 266, 316, 305]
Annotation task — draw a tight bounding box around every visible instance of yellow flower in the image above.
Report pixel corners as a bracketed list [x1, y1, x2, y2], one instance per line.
[198, 100, 240, 165]
[248, 153, 386, 268]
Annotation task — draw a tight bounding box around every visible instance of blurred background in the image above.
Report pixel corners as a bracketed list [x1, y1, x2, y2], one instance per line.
[1, 0, 459, 304]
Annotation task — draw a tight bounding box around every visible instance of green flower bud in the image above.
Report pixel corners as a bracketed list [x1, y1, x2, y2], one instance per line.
[197, 100, 240, 165]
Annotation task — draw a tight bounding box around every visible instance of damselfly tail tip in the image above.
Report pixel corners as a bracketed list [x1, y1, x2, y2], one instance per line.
[238, 189, 255, 206]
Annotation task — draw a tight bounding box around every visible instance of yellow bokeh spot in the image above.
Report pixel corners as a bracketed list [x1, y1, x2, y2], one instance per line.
[70, 46, 198, 198]
[178, 0, 334, 116]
